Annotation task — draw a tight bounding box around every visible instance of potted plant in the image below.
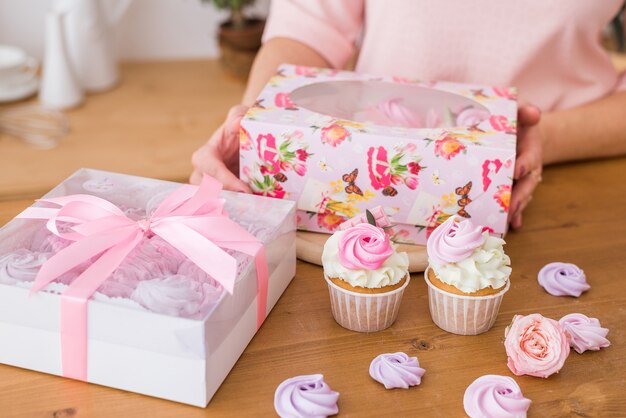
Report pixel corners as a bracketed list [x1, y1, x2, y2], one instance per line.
[204, 0, 265, 79]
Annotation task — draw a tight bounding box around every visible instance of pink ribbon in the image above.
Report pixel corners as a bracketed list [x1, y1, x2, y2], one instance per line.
[17, 175, 268, 381]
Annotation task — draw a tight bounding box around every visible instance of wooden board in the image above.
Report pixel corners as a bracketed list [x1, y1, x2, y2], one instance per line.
[297, 230, 428, 272]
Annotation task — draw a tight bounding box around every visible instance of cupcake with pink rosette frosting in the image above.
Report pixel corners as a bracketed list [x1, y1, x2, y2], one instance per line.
[322, 218, 409, 332]
[425, 216, 511, 335]
[274, 374, 339, 418]
[463, 375, 531, 418]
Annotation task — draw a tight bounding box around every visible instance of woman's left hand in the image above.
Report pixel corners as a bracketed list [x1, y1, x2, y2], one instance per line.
[510, 104, 543, 230]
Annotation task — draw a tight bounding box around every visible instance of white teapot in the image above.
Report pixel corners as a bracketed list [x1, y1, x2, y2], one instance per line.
[52, 0, 132, 92]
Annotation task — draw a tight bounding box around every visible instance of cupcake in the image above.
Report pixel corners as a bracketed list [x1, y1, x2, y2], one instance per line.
[322, 221, 409, 332]
[425, 216, 511, 335]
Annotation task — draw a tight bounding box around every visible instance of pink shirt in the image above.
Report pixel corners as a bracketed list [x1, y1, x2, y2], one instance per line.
[263, 0, 626, 111]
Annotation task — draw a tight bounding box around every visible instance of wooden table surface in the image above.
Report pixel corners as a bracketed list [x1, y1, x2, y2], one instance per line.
[0, 61, 625, 417]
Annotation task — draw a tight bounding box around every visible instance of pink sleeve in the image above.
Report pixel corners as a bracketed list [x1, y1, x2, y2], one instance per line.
[262, 0, 364, 69]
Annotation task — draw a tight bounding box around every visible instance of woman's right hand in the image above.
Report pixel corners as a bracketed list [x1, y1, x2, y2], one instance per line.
[190, 104, 252, 192]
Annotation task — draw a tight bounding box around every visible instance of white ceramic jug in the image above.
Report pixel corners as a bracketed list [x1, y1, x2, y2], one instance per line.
[40, 12, 84, 109]
[53, 0, 132, 92]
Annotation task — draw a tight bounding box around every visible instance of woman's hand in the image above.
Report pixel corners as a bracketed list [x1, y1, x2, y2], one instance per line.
[510, 104, 543, 230]
[190, 105, 252, 192]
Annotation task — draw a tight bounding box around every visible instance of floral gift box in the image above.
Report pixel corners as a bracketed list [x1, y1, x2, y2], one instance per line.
[0, 169, 296, 407]
[239, 65, 517, 244]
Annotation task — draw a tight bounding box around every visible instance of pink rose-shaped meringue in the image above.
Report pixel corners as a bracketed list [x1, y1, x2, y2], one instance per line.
[455, 107, 490, 127]
[538, 262, 589, 297]
[369, 352, 425, 389]
[0, 249, 49, 284]
[559, 313, 610, 354]
[130, 274, 224, 318]
[504, 314, 570, 378]
[426, 216, 485, 265]
[274, 374, 339, 418]
[375, 98, 423, 128]
[338, 223, 393, 270]
[463, 375, 531, 418]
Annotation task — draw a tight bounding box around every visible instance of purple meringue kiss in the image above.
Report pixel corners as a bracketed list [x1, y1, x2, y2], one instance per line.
[463, 375, 531, 418]
[369, 352, 425, 389]
[130, 274, 224, 318]
[559, 313, 610, 354]
[0, 249, 49, 284]
[426, 216, 485, 266]
[274, 374, 339, 418]
[538, 262, 590, 297]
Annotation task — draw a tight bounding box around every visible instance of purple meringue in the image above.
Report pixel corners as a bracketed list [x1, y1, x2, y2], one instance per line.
[427, 216, 485, 265]
[559, 313, 610, 354]
[274, 374, 339, 418]
[463, 375, 531, 418]
[130, 274, 224, 318]
[369, 352, 425, 389]
[0, 249, 49, 284]
[538, 262, 589, 297]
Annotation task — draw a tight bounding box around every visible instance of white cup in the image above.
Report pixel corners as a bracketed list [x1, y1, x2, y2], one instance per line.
[0, 45, 38, 90]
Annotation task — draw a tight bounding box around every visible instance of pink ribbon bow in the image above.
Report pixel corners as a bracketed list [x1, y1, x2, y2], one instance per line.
[17, 175, 268, 381]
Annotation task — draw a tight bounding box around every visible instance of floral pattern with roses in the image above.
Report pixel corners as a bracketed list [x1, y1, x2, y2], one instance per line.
[274, 92, 298, 110]
[433, 135, 466, 160]
[239, 125, 252, 151]
[494, 184, 511, 212]
[366, 144, 424, 195]
[256, 131, 311, 178]
[489, 114, 516, 134]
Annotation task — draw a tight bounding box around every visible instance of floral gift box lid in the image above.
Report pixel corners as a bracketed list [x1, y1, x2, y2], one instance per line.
[240, 65, 517, 244]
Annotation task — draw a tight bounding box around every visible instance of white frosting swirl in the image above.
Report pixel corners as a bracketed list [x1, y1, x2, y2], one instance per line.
[130, 274, 224, 318]
[430, 232, 511, 293]
[322, 230, 409, 289]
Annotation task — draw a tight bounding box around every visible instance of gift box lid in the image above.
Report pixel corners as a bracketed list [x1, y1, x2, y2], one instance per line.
[243, 64, 518, 151]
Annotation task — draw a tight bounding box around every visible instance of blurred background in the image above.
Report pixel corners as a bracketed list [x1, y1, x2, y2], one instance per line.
[0, 0, 270, 62]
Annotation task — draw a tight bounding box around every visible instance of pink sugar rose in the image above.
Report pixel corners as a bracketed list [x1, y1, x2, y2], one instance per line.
[338, 223, 394, 270]
[504, 314, 570, 378]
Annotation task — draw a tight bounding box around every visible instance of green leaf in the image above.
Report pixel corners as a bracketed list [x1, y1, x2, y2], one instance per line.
[366, 209, 377, 227]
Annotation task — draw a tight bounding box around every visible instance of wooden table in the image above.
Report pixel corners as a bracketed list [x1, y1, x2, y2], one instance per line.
[0, 61, 625, 417]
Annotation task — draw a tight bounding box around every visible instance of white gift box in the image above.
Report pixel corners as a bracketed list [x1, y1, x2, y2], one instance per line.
[0, 169, 296, 407]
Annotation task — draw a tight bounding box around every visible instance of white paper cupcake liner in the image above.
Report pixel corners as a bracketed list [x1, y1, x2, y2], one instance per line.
[324, 275, 410, 333]
[424, 267, 509, 335]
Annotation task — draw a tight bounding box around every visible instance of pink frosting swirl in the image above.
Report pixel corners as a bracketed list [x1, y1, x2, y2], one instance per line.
[455, 107, 490, 127]
[338, 223, 393, 270]
[369, 352, 425, 389]
[130, 274, 224, 318]
[274, 374, 339, 418]
[504, 314, 570, 378]
[537, 262, 589, 297]
[463, 375, 531, 418]
[426, 217, 485, 265]
[559, 313, 610, 354]
[0, 249, 49, 284]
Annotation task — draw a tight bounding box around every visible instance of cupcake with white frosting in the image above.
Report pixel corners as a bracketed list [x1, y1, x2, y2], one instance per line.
[322, 220, 409, 332]
[425, 216, 511, 335]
